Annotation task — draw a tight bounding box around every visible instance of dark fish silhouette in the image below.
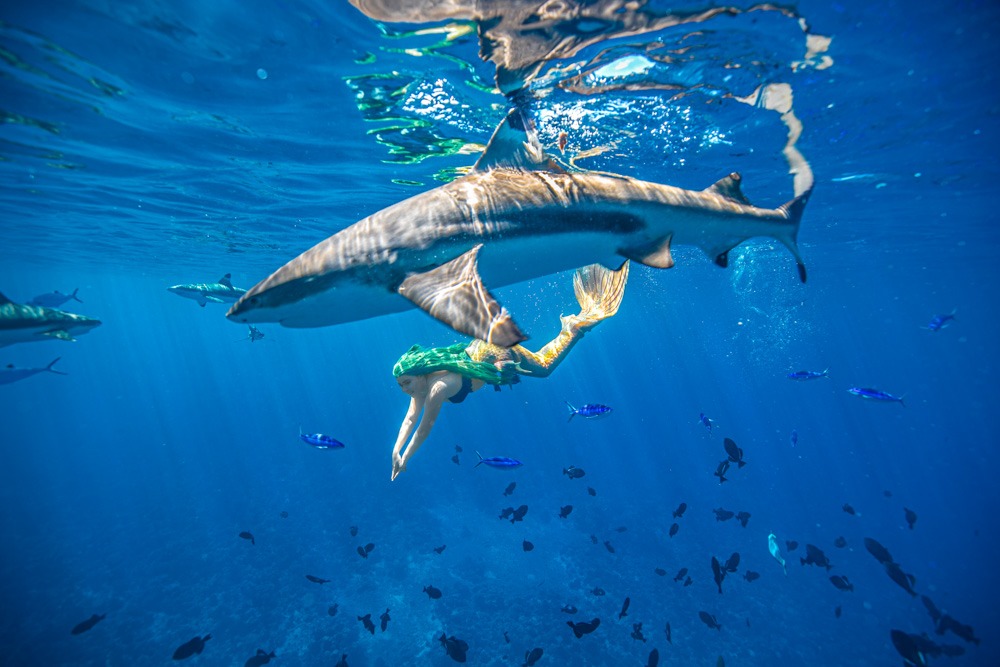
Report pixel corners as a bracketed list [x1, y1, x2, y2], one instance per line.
[698, 611, 721, 630]
[70, 613, 105, 635]
[604, 540, 615, 554]
[523, 647, 543, 667]
[668, 523, 679, 537]
[299, 430, 346, 449]
[566, 402, 612, 420]
[349, 525, 358, 536]
[455, 445, 463, 453]
[921, 595, 942, 624]
[904, 507, 917, 530]
[358, 613, 375, 635]
[357, 546, 368, 559]
[786, 540, 799, 552]
[589, 535, 599, 544]
[561, 605, 577, 614]
[618, 596, 630, 619]
[884, 561, 917, 596]
[306, 575, 330, 584]
[434, 544, 447, 554]
[673, 567, 688, 582]
[503, 482, 516, 496]
[559, 505, 573, 518]
[830, 575, 854, 592]
[239, 531, 255, 545]
[327, 604, 339, 617]
[665, 621, 672, 643]
[744, 571, 760, 583]
[172, 635, 211, 660]
[423, 585, 442, 599]
[864, 537, 894, 565]
[451, 454, 460, 465]
[937, 613, 981, 645]
[335, 654, 348, 667]
[724, 553, 740, 573]
[475, 451, 523, 468]
[591, 587, 605, 596]
[890, 629, 928, 667]
[499, 507, 514, 520]
[672, 502, 687, 518]
[735, 511, 751, 528]
[567, 617, 601, 638]
[563, 466, 586, 479]
[380, 608, 390, 632]
[244, 649, 276, 667]
[522, 540, 534, 552]
[280, 511, 288, 518]
[714, 460, 729, 483]
[834, 605, 842, 618]
[654, 567, 667, 577]
[713, 508, 734, 522]
[800, 544, 832, 570]
[842, 503, 857, 516]
[646, 647, 659, 666]
[504, 631, 510, 643]
[723, 438, 746, 467]
[683, 576, 693, 587]
[833, 536, 847, 548]
[511, 505, 529, 524]
[439, 633, 469, 662]
[587, 486, 597, 496]
[631, 622, 646, 642]
[711, 556, 726, 594]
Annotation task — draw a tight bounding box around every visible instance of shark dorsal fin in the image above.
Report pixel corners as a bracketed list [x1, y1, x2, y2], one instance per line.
[218, 274, 233, 288]
[474, 108, 565, 174]
[705, 173, 751, 205]
[0, 292, 12, 305]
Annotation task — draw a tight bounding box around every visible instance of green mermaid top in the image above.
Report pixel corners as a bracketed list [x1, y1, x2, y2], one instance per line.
[392, 342, 518, 386]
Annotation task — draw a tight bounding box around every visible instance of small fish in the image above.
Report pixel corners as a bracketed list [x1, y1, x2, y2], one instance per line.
[603, 540, 615, 554]
[665, 621, 672, 643]
[614, 526, 628, 533]
[864, 537, 895, 565]
[510, 505, 528, 523]
[790, 429, 798, 446]
[327, 604, 339, 617]
[672, 502, 687, 518]
[356, 546, 368, 559]
[244, 649, 276, 667]
[842, 503, 858, 516]
[239, 531, 255, 546]
[172, 634, 212, 660]
[499, 507, 514, 520]
[787, 368, 828, 380]
[883, 561, 917, 597]
[587, 486, 597, 496]
[714, 460, 729, 484]
[768, 533, 787, 574]
[711, 556, 726, 594]
[786, 540, 799, 552]
[439, 634, 469, 663]
[503, 482, 516, 497]
[925, 309, 957, 332]
[306, 574, 330, 584]
[559, 505, 573, 519]
[631, 622, 646, 642]
[744, 571, 760, 583]
[646, 647, 658, 666]
[589, 534, 599, 544]
[335, 655, 348, 667]
[921, 595, 943, 625]
[567, 617, 601, 638]
[299, 428, 346, 449]
[698, 412, 715, 434]
[847, 387, 905, 407]
[735, 511, 751, 528]
[683, 576, 693, 587]
[566, 402, 612, 421]
[434, 544, 447, 554]
[723, 438, 746, 468]
[240, 325, 265, 342]
[904, 507, 917, 530]
[654, 567, 667, 576]
[562, 466, 586, 479]
[522, 540, 534, 552]
[475, 451, 523, 469]
[561, 604, 578, 614]
[724, 552, 740, 573]
[423, 585, 443, 599]
[280, 511, 288, 518]
[451, 454, 460, 465]
[673, 567, 688, 582]
[380, 608, 390, 632]
[590, 587, 605, 596]
[503, 631, 510, 644]
[668, 523, 679, 538]
[830, 575, 854, 592]
[454, 445, 463, 453]
[28, 288, 83, 308]
[523, 647, 544, 667]
[698, 611, 721, 631]
[834, 536, 847, 548]
[834, 606, 842, 618]
[713, 508, 734, 522]
[70, 613, 106, 635]
[937, 612, 981, 645]
[349, 525, 358, 537]
[800, 544, 832, 570]
[618, 596, 630, 619]
[890, 629, 928, 667]
[358, 613, 375, 635]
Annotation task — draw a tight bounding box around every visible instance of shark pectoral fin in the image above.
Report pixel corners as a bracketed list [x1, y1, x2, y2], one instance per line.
[40, 330, 76, 342]
[398, 245, 527, 348]
[621, 235, 675, 269]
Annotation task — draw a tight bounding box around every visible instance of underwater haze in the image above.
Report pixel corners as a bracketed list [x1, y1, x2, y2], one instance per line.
[1, 1, 998, 666]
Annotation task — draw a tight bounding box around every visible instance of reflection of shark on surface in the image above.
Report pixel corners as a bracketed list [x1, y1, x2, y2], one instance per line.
[168, 273, 247, 307]
[228, 110, 812, 346]
[28, 288, 83, 308]
[0, 357, 67, 385]
[0, 293, 102, 348]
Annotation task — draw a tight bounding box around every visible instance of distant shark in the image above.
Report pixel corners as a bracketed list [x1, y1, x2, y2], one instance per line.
[168, 273, 247, 307]
[0, 293, 102, 347]
[28, 288, 83, 308]
[228, 110, 811, 346]
[0, 357, 67, 385]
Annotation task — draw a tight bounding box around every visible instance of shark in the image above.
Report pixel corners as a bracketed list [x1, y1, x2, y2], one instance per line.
[0, 357, 67, 385]
[168, 273, 247, 307]
[0, 293, 102, 348]
[227, 110, 811, 346]
[28, 288, 83, 308]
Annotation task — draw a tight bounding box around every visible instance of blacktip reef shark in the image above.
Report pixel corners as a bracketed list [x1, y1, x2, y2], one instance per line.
[0, 357, 67, 385]
[168, 273, 247, 307]
[0, 292, 101, 348]
[228, 110, 811, 346]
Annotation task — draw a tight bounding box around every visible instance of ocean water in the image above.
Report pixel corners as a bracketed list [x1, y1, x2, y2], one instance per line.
[1, 1, 997, 666]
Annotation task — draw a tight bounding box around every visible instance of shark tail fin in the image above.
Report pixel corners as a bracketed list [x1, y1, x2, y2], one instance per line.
[566, 402, 576, 421]
[475, 451, 484, 468]
[71, 288, 83, 303]
[776, 187, 812, 283]
[573, 261, 629, 322]
[45, 357, 68, 375]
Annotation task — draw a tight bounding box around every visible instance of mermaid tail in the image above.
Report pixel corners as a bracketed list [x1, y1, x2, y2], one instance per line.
[572, 261, 630, 323]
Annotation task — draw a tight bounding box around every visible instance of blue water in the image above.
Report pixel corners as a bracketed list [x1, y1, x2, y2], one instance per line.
[1, 1, 997, 665]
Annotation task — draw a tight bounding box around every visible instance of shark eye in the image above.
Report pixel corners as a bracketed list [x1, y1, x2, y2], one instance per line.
[249, 297, 260, 305]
